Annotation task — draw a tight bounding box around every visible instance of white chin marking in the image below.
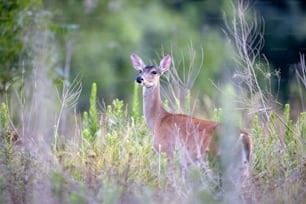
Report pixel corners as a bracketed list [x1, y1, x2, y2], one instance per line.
[144, 83, 153, 88]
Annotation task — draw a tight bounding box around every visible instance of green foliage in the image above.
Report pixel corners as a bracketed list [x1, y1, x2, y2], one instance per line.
[89, 83, 99, 138]
[213, 108, 222, 122]
[1, 84, 305, 203]
[252, 106, 305, 182]
[0, 0, 42, 93]
[77, 87, 166, 201]
[0, 103, 9, 136]
[252, 114, 268, 172]
[82, 83, 99, 144]
[284, 104, 293, 145]
[69, 190, 86, 204]
[107, 99, 125, 119]
[44, 0, 234, 109]
[59, 93, 167, 202]
[51, 171, 67, 203]
[249, 108, 305, 204]
[300, 112, 306, 144]
[0, 119, 34, 204]
[82, 111, 90, 142]
[132, 82, 140, 120]
[163, 99, 169, 111]
[0, 102, 15, 146]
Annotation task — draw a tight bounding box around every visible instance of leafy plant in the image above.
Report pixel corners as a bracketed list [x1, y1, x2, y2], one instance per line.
[82, 82, 99, 144]
[0, 103, 9, 139]
[132, 82, 140, 121]
[0, 0, 42, 94]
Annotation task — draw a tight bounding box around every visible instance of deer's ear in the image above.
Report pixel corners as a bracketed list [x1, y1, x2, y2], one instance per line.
[130, 53, 145, 70]
[159, 55, 172, 73]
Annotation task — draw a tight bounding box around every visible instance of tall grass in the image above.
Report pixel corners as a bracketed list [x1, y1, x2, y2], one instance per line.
[222, 1, 305, 203]
[1, 83, 304, 203]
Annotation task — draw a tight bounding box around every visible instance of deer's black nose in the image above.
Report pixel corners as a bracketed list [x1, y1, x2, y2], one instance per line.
[136, 76, 143, 84]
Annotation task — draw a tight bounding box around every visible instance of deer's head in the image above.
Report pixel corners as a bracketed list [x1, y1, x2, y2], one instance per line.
[130, 54, 172, 88]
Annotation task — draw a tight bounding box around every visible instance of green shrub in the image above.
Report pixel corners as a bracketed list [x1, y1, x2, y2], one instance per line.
[82, 82, 99, 144]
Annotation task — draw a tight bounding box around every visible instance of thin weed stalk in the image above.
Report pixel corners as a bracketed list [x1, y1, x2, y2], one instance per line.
[54, 77, 82, 151]
[224, 0, 272, 119]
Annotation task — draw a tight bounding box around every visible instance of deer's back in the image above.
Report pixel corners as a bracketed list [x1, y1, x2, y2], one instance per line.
[153, 113, 220, 157]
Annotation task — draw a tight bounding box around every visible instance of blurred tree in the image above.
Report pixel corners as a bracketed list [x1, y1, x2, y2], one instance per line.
[43, 0, 306, 111]
[44, 0, 233, 111]
[0, 0, 42, 97]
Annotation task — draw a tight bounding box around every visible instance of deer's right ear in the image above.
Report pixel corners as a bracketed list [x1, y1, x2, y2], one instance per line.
[130, 54, 145, 70]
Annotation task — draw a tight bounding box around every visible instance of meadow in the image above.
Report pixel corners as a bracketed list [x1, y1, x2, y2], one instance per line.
[0, 72, 305, 203]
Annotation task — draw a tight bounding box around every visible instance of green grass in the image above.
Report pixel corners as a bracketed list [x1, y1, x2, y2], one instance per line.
[0, 80, 305, 203]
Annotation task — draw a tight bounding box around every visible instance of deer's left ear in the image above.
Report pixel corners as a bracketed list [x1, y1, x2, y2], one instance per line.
[159, 55, 172, 73]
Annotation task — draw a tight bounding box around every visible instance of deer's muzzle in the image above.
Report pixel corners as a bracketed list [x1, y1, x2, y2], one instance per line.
[136, 76, 143, 84]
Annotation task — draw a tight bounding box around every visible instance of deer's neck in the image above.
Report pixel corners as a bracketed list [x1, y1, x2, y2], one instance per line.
[143, 83, 167, 132]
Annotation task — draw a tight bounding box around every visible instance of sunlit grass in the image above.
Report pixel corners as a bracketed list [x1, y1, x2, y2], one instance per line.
[1, 77, 305, 203]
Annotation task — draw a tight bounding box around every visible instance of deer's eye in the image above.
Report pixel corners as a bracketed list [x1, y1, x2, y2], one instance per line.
[139, 70, 143, 74]
[151, 71, 157, 75]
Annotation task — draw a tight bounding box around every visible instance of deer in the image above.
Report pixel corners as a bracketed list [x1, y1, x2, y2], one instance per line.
[130, 53, 252, 178]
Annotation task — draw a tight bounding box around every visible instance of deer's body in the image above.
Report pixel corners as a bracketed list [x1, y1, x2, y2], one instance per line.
[131, 54, 251, 176]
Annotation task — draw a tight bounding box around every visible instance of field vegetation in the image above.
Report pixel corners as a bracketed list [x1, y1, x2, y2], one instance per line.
[0, 0, 305, 203]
